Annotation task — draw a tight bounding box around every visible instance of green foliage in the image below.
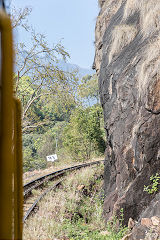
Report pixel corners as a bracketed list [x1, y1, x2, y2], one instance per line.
[13, 5, 106, 172]
[63, 171, 128, 240]
[61, 208, 128, 240]
[23, 134, 47, 171]
[144, 173, 160, 194]
[24, 164, 128, 239]
[23, 157, 46, 172]
[106, 209, 128, 240]
[34, 122, 65, 159]
[57, 172, 106, 239]
[14, 26, 78, 132]
[22, 121, 69, 171]
[63, 105, 105, 161]
[78, 74, 99, 106]
[62, 220, 106, 240]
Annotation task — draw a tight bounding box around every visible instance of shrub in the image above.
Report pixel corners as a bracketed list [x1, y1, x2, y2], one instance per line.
[144, 173, 160, 194]
[63, 105, 105, 161]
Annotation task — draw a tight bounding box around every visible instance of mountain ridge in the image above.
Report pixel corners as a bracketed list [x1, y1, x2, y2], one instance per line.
[57, 59, 95, 78]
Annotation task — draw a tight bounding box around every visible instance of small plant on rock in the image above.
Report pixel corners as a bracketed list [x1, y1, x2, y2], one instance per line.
[144, 173, 160, 194]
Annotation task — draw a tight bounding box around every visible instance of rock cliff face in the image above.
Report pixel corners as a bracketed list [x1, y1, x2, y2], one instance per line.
[94, 0, 160, 227]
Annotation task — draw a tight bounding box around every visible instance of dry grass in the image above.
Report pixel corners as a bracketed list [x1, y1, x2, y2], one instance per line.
[23, 164, 104, 239]
[65, 165, 103, 190]
[109, 24, 137, 63]
[23, 157, 104, 184]
[138, 37, 160, 94]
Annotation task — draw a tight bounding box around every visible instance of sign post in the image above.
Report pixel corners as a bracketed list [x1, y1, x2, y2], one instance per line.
[46, 154, 58, 162]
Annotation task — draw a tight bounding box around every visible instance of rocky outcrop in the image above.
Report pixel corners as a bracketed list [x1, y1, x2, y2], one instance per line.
[94, 0, 160, 229]
[123, 216, 160, 240]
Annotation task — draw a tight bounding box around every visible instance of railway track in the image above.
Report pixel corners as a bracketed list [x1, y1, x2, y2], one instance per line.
[23, 160, 103, 222]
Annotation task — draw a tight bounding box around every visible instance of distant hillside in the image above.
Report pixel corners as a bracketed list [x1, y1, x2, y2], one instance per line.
[17, 51, 94, 79]
[57, 60, 95, 79]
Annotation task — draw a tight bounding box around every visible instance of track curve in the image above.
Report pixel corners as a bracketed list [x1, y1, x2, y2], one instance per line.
[23, 160, 104, 222]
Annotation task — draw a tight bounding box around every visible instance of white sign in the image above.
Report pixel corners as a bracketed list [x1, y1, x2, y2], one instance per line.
[46, 154, 58, 162]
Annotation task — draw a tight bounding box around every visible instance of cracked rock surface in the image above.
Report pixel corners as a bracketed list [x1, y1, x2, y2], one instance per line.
[94, 0, 160, 229]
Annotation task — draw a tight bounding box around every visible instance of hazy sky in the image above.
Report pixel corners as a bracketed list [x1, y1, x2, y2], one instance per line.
[11, 0, 99, 69]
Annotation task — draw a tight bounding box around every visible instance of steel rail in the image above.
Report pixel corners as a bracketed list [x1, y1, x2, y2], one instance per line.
[23, 160, 104, 222]
[23, 180, 62, 222]
[24, 171, 66, 199]
[24, 160, 103, 195]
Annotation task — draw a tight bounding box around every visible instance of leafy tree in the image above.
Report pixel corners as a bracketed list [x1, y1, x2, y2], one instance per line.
[11, 5, 105, 171]
[63, 105, 105, 161]
[23, 133, 47, 171]
[16, 72, 77, 133]
[23, 121, 68, 171]
[34, 121, 65, 158]
[11, 5, 78, 132]
[78, 74, 100, 106]
[14, 31, 78, 132]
